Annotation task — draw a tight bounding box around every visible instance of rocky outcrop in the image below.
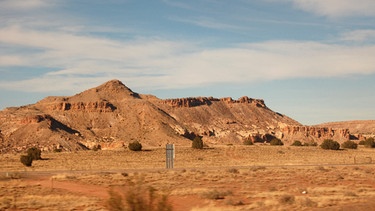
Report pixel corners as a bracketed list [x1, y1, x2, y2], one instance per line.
[163, 97, 218, 107]
[48, 101, 116, 112]
[20, 115, 48, 124]
[281, 125, 350, 140]
[222, 96, 267, 108]
[163, 96, 266, 108]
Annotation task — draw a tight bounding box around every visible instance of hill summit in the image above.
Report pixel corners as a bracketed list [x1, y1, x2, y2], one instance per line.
[0, 79, 355, 152]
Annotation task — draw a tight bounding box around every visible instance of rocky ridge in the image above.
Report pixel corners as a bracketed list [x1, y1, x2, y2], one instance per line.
[0, 79, 363, 152]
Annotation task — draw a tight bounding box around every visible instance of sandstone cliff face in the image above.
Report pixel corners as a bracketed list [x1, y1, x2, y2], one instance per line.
[163, 96, 267, 108]
[280, 126, 350, 142]
[48, 101, 116, 112]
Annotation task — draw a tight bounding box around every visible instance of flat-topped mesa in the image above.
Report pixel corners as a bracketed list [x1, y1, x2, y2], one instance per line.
[163, 96, 267, 108]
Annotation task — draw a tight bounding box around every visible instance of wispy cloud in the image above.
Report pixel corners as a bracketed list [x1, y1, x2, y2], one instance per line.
[1, 23, 375, 93]
[340, 30, 375, 42]
[169, 16, 245, 31]
[0, 0, 56, 10]
[1, 1, 375, 95]
[290, 0, 375, 17]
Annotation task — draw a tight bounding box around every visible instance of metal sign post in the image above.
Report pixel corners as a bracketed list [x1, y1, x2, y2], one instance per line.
[166, 144, 175, 169]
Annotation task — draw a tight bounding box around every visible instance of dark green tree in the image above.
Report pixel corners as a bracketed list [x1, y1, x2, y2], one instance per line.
[192, 136, 204, 149]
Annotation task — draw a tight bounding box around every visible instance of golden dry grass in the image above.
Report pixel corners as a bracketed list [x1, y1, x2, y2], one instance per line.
[1, 145, 375, 210]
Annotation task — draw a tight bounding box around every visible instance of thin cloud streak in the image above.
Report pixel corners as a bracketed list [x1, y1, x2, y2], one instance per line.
[290, 0, 375, 17]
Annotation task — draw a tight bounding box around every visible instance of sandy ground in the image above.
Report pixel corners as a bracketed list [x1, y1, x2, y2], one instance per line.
[1, 145, 375, 210]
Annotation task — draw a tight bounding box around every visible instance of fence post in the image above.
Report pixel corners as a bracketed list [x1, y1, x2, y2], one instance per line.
[166, 144, 175, 169]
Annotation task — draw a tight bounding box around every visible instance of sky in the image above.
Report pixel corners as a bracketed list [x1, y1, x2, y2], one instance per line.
[0, 0, 375, 125]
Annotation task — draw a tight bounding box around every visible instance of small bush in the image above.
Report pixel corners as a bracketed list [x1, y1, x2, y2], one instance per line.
[20, 155, 33, 167]
[363, 138, 375, 148]
[279, 194, 295, 205]
[192, 136, 204, 149]
[243, 139, 254, 145]
[270, 138, 284, 146]
[341, 140, 358, 149]
[320, 139, 340, 150]
[304, 141, 318, 147]
[291, 140, 302, 146]
[128, 141, 142, 151]
[92, 145, 101, 151]
[27, 147, 42, 160]
[202, 189, 233, 200]
[107, 178, 173, 211]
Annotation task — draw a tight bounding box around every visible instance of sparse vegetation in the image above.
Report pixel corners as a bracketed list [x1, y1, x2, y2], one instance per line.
[270, 138, 284, 146]
[341, 140, 358, 149]
[20, 147, 42, 167]
[320, 139, 340, 150]
[291, 140, 302, 146]
[192, 136, 204, 149]
[279, 194, 295, 205]
[107, 178, 172, 211]
[202, 189, 233, 200]
[362, 138, 375, 148]
[303, 141, 318, 147]
[128, 141, 142, 151]
[20, 154, 33, 167]
[243, 139, 254, 145]
[27, 147, 42, 160]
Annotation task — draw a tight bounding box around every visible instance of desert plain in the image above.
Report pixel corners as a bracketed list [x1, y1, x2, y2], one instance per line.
[1, 144, 375, 211]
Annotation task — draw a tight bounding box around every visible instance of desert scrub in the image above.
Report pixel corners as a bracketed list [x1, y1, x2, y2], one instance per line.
[202, 189, 233, 200]
[20, 155, 33, 167]
[279, 194, 295, 205]
[291, 140, 302, 146]
[20, 147, 43, 167]
[128, 141, 142, 151]
[107, 178, 172, 211]
[320, 139, 340, 150]
[341, 140, 358, 149]
[270, 138, 284, 146]
[303, 141, 318, 147]
[243, 139, 254, 145]
[361, 138, 375, 148]
[26, 147, 42, 160]
[192, 136, 204, 149]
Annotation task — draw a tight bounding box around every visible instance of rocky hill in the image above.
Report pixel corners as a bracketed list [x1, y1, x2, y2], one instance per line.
[0, 79, 361, 152]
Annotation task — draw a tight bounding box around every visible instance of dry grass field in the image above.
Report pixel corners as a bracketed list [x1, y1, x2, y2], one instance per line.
[1, 145, 375, 210]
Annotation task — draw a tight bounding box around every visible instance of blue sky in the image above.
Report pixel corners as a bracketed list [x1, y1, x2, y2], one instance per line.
[1, 0, 375, 125]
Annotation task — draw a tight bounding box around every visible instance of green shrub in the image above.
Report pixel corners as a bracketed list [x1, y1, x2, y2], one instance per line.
[363, 138, 375, 148]
[20, 155, 33, 167]
[27, 147, 42, 160]
[341, 140, 358, 149]
[128, 141, 142, 151]
[192, 136, 204, 149]
[270, 138, 284, 146]
[320, 139, 340, 150]
[243, 139, 254, 145]
[291, 140, 302, 146]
